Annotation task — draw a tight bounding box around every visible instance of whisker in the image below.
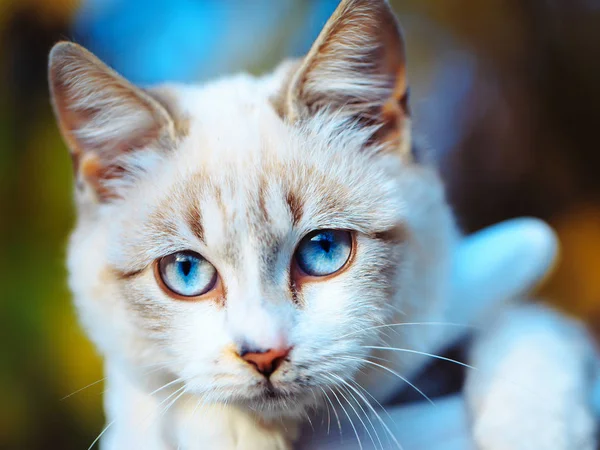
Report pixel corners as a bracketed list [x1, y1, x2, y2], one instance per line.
[322, 389, 332, 435]
[341, 322, 474, 339]
[149, 377, 184, 397]
[61, 377, 105, 401]
[160, 387, 187, 419]
[137, 384, 186, 438]
[329, 374, 383, 450]
[362, 346, 476, 370]
[87, 418, 116, 450]
[349, 380, 402, 449]
[385, 304, 407, 317]
[156, 385, 186, 416]
[350, 380, 394, 423]
[304, 410, 315, 433]
[154, 386, 189, 448]
[62, 363, 173, 401]
[338, 384, 377, 450]
[328, 383, 363, 450]
[319, 386, 342, 441]
[338, 355, 434, 406]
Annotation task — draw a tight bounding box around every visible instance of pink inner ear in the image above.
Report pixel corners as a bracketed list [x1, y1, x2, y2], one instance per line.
[78, 153, 127, 201]
[66, 105, 162, 201]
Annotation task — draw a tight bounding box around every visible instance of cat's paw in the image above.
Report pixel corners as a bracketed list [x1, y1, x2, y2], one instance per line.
[173, 402, 295, 450]
[466, 305, 598, 450]
[233, 429, 291, 450]
[232, 416, 295, 450]
[470, 383, 596, 450]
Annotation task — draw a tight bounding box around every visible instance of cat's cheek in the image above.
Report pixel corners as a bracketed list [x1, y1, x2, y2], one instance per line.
[291, 280, 373, 367]
[160, 302, 265, 396]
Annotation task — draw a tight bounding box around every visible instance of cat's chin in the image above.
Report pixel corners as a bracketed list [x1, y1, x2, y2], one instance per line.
[234, 383, 315, 419]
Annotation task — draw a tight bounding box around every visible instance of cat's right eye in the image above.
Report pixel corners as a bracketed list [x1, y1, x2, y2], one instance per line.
[156, 251, 219, 299]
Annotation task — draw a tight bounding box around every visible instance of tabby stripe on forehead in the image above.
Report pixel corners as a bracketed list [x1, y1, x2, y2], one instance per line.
[256, 182, 270, 223]
[372, 225, 406, 244]
[286, 190, 304, 226]
[187, 201, 205, 242]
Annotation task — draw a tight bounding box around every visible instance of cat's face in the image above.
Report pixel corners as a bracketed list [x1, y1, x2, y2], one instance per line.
[50, 0, 454, 419]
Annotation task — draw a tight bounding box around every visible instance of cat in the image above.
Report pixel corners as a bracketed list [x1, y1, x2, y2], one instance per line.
[48, 0, 597, 448]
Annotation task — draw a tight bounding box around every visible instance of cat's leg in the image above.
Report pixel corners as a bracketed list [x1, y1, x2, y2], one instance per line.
[100, 363, 170, 450]
[465, 303, 597, 450]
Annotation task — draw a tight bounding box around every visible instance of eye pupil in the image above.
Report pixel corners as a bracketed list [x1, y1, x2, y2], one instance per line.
[295, 230, 352, 277]
[180, 260, 192, 276]
[319, 239, 332, 253]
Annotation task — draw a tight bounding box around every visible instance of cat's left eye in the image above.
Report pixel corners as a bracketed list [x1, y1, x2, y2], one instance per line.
[293, 229, 353, 279]
[156, 251, 219, 299]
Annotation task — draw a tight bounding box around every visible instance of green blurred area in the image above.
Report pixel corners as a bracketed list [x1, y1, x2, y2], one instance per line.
[0, 117, 101, 445]
[0, 1, 599, 449]
[0, 2, 103, 449]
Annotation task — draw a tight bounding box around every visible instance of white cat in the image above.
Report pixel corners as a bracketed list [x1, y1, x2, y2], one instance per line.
[48, 0, 597, 448]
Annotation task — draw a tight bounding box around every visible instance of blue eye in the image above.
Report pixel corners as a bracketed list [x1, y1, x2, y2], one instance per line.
[294, 230, 353, 277]
[158, 251, 218, 297]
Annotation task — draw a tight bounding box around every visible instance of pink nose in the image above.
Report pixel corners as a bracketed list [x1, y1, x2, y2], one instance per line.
[240, 347, 291, 377]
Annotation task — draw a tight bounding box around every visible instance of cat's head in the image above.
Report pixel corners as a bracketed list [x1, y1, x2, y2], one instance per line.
[49, 0, 454, 419]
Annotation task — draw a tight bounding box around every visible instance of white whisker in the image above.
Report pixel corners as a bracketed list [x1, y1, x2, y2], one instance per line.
[363, 346, 476, 370]
[160, 387, 187, 419]
[322, 388, 332, 435]
[149, 377, 184, 397]
[319, 386, 342, 441]
[338, 355, 434, 405]
[350, 380, 402, 449]
[61, 377, 105, 401]
[62, 363, 173, 401]
[341, 321, 473, 339]
[350, 380, 394, 423]
[87, 418, 116, 450]
[325, 377, 363, 450]
[330, 373, 383, 450]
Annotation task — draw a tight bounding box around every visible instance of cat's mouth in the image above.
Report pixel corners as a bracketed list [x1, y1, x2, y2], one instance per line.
[256, 382, 298, 401]
[234, 381, 312, 415]
[262, 383, 296, 401]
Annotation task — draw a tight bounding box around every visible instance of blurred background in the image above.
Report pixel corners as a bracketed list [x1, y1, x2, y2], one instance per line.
[0, 0, 599, 448]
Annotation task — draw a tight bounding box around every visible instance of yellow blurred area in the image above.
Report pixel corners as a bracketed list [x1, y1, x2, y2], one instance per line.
[544, 207, 600, 329]
[0, 0, 79, 26]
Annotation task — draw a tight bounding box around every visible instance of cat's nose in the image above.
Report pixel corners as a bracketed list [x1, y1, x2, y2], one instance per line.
[239, 346, 291, 377]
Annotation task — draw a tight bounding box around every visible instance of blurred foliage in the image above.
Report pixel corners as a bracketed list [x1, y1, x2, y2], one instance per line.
[0, 1, 598, 449]
[0, 1, 102, 448]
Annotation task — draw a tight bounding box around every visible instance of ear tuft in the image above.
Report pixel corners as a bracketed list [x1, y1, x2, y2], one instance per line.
[49, 42, 175, 203]
[286, 0, 410, 155]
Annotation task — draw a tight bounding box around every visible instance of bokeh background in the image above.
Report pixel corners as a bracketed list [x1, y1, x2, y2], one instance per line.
[1, 0, 599, 448]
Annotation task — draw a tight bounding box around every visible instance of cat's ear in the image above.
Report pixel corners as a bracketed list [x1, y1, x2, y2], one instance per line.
[48, 42, 176, 202]
[285, 0, 410, 155]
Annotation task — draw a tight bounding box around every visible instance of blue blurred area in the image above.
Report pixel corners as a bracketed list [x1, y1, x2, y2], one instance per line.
[288, 1, 340, 55]
[72, 0, 474, 161]
[74, 0, 339, 84]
